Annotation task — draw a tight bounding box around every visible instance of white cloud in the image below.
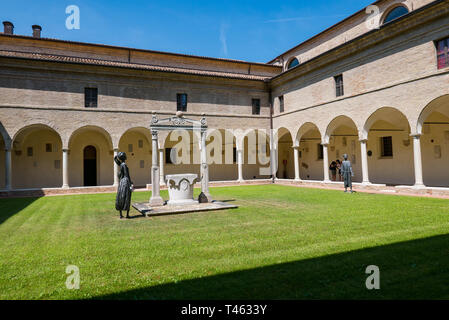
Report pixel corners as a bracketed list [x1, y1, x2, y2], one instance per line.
[220, 23, 228, 56]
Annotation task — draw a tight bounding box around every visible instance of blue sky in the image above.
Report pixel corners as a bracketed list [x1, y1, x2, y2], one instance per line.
[1, 0, 373, 63]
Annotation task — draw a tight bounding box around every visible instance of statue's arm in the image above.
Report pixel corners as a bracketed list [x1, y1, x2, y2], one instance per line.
[114, 155, 121, 167]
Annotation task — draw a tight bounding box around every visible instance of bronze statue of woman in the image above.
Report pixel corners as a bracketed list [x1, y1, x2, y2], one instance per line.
[114, 152, 134, 219]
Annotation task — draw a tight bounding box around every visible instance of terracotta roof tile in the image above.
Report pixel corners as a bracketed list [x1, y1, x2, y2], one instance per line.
[0, 50, 271, 81]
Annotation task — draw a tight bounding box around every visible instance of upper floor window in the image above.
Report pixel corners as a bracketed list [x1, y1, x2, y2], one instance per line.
[383, 6, 409, 24]
[334, 74, 344, 97]
[177, 93, 188, 112]
[287, 58, 300, 70]
[85, 88, 98, 108]
[279, 96, 284, 113]
[437, 37, 449, 69]
[252, 99, 261, 115]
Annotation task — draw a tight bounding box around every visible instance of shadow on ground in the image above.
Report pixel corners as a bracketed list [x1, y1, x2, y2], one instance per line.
[0, 197, 38, 225]
[93, 233, 449, 300]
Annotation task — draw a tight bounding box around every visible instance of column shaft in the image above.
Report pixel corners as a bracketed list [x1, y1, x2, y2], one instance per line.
[5, 149, 11, 190]
[150, 131, 164, 206]
[113, 149, 119, 187]
[237, 149, 244, 182]
[200, 131, 211, 201]
[322, 144, 330, 182]
[360, 140, 370, 184]
[293, 146, 300, 181]
[412, 135, 424, 187]
[62, 149, 69, 188]
[159, 149, 165, 185]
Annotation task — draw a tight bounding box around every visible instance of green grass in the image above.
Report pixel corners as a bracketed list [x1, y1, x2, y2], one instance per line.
[0, 185, 449, 300]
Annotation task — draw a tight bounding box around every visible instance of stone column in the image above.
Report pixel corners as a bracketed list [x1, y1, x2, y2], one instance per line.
[322, 143, 331, 182]
[150, 130, 164, 206]
[62, 149, 69, 189]
[360, 139, 370, 184]
[5, 147, 11, 191]
[293, 145, 301, 181]
[200, 130, 211, 201]
[412, 134, 425, 188]
[159, 149, 165, 185]
[237, 148, 244, 182]
[113, 148, 119, 187]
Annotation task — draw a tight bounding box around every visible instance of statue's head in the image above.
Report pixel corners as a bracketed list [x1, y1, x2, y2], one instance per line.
[117, 152, 127, 162]
[343, 154, 348, 160]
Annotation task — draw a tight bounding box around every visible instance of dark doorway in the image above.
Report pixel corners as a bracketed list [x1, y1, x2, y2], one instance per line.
[83, 145, 97, 186]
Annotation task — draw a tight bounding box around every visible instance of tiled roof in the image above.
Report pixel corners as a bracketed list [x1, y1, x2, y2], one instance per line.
[0, 50, 271, 81]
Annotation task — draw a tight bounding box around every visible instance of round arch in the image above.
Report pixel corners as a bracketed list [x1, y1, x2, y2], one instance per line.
[362, 107, 411, 140]
[416, 95, 449, 187]
[324, 115, 359, 145]
[295, 122, 323, 181]
[363, 107, 413, 185]
[11, 124, 64, 189]
[381, 4, 410, 25]
[68, 125, 113, 150]
[277, 127, 294, 179]
[417, 94, 449, 135]
[118, 127, 153, 187]
[286, 57, 300, 70]
[68, 125, 114, 187]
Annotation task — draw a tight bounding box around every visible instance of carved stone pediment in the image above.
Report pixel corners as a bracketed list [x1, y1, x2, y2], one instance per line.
[150, 112, 207, 132]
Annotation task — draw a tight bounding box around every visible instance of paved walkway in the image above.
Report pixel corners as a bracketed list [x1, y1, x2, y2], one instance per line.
[1, 179, 449, 200]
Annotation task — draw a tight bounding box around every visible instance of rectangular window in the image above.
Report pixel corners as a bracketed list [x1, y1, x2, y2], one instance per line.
[334, 75, 344, 97]
[85, 88, 98, 108]
[317, 144, 324, 160]
[177, 93, 188, 112]
[128, 144, 133, 153]
[233, 147, 237, 164]
[140, 160, 145, 168]
[279, 96, 284, 113]
[138, 140, 143, 148]
[381, 136, 393, 157]
[252, 99, 261, 115]
[437, 38, 449, 69]
[27, 147, 33, 157]
[45, 143, 52, 152]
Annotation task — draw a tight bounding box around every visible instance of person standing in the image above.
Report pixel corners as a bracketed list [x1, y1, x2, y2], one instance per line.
[336, 159, 342, 181]
[341, 154, 354, 193]
[329, 161, 337, 181]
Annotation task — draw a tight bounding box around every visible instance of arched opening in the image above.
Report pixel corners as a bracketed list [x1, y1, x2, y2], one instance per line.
[242, 129, 271, 180]
[68, 126, 113, 187]
[363, 107, 413, 185]
[118, 128, 152, 187]
[286, 57, 300, 70]
[277, 128, 294, 179]
[383, 5, 409, 24]
[12, 124, 63, 189]
[208, 129, 237, 181]
[324, 116, 361, 182]
[418, 95, 449, 187]
[83, 146, 97, 186]
[163, 130, 200, 179]
[296, 123, 323, 181]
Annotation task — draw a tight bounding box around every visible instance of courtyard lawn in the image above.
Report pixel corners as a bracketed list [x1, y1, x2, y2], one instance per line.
[0, 185, 449, 300]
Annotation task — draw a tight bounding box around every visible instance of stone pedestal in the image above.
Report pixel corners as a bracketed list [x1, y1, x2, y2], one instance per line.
[166, 174, 199, 205]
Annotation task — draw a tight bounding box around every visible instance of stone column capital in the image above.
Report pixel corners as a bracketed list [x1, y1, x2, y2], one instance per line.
[410, 133, 422, 139]
[359, 139, 368, 143]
